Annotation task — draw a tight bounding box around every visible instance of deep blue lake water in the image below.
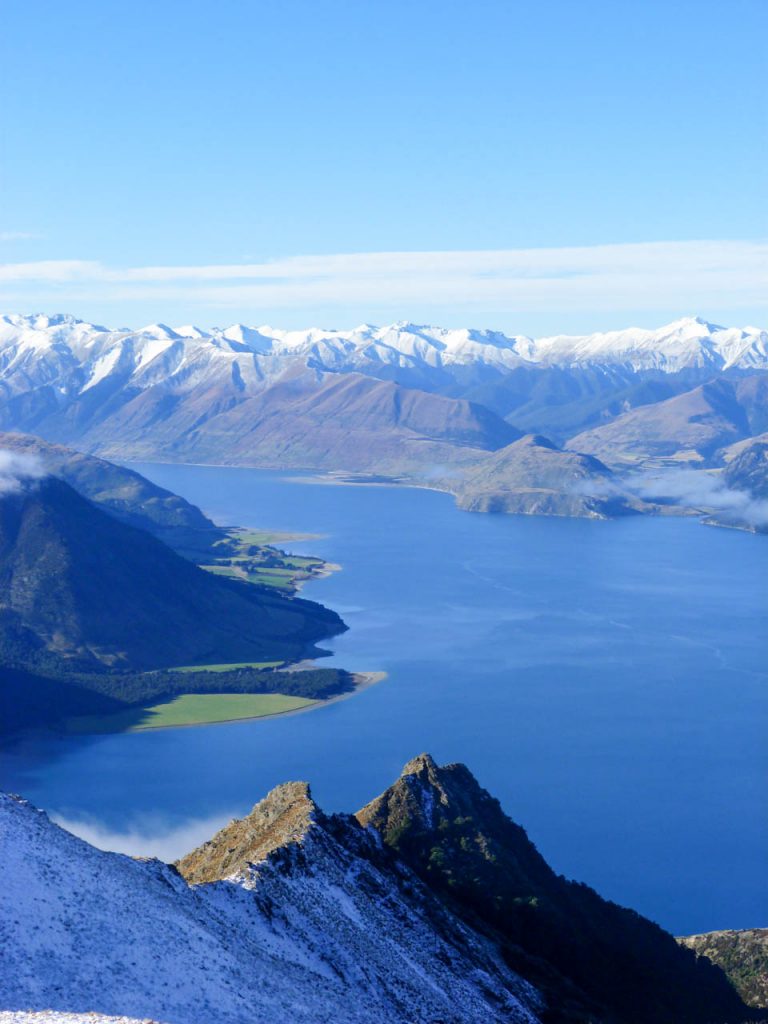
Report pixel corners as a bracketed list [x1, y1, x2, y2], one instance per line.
[2, 464, 766, 935]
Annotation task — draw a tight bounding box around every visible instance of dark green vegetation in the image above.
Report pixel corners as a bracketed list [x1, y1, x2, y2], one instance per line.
[0, 442, 349, 736]
[194, 528, 328, 593]
[0, 656, 354, 736]
[0, 431, 332, 592]
[357, 754, 754, 1024]
[0, 477, 344, 670]
[679, 929, 768, 1010]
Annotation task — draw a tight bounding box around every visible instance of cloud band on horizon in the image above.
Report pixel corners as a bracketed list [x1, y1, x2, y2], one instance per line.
[0, 239, 765, 320]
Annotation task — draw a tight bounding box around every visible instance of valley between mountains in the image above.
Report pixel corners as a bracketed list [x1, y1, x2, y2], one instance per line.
[1, 313, 767, 530]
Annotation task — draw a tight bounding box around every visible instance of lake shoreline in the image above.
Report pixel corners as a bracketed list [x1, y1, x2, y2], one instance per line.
[5, 463, 765, 935]
[64, 671, 388, 736]
[126, 457, 765, 536]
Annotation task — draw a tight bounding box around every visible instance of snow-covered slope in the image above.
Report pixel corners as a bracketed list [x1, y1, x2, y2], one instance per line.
[0, 315, 765, 403]
[515, 317, 768, 372]
[0, 788, 541, 1024]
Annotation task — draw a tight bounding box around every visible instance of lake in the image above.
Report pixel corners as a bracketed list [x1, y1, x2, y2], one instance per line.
[2, 464, 766, 936]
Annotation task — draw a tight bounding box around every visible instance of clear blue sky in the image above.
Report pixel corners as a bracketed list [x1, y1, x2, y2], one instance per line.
[0, 0, 765, 333]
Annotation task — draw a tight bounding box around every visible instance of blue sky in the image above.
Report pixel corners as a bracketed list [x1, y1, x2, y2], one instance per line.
[0, 0, 765, 333]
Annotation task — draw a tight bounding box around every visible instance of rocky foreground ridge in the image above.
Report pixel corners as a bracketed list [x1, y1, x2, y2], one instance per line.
[1, 756, 761, 1024]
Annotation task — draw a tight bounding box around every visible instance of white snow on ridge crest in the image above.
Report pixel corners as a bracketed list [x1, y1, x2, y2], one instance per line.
[0, 793, 541, 1024]
[0, 316, 765, 403]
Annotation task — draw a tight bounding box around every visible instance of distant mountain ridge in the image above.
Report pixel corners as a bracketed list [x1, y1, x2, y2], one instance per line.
[1, 313, 766, 523]
[567, 378, 755, 467]
[1, 315, 766, 391]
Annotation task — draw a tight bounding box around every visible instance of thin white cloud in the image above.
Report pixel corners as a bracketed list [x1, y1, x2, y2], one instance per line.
[0, 449, 47, 495]
[0, 230, 41, 242]
[0, 240, 765, 314]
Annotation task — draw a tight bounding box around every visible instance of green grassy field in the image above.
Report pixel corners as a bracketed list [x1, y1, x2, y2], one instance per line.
[199, 535, 324, 592]
[65, 692, 318, 734]
[225, 528, 317, 545]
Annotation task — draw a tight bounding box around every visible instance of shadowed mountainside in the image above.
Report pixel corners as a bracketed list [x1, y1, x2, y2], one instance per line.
[0, 429, 215, 540]
[356, 754, 751, 1024]
[723, 437, 768, 499]
[0, 477, 344, 671]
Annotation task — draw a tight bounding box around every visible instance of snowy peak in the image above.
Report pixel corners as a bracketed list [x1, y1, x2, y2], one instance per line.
[173, 324, 212, 339]
[1, 758, 752, 1024]
[0, 314, 765, 386]
[527, 317, 768, 371]
[0, 777, 541, 1024]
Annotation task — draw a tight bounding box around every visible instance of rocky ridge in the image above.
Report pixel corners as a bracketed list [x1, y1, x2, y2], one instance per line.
[0, 779, 541, 1024]
[2, 755, 759, 1024]
[678, 929, 768, 1009]
[356, 754, 753, 1024]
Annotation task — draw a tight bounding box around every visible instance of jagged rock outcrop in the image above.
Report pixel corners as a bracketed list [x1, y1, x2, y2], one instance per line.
[176, 781, 319, 884]
[357, 754, 752, 1024]
[0, 756, 757, 1024]
[0, 785, 541, 1024]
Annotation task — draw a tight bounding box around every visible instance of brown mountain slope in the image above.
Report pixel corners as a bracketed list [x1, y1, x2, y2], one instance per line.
[679, 929, 768, 1009]
[450, 433, 645, 518]
[567, 378, 751, 468]
[46, 371, 523, 474]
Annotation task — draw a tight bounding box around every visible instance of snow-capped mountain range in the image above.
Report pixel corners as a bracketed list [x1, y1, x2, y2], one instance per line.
[0, 312, 765, 486]
[0, 315, 766, 397]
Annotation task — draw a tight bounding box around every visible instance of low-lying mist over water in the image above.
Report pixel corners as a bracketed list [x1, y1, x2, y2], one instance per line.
[627, 468, 768, 528]
[2, 464, 766, 936]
